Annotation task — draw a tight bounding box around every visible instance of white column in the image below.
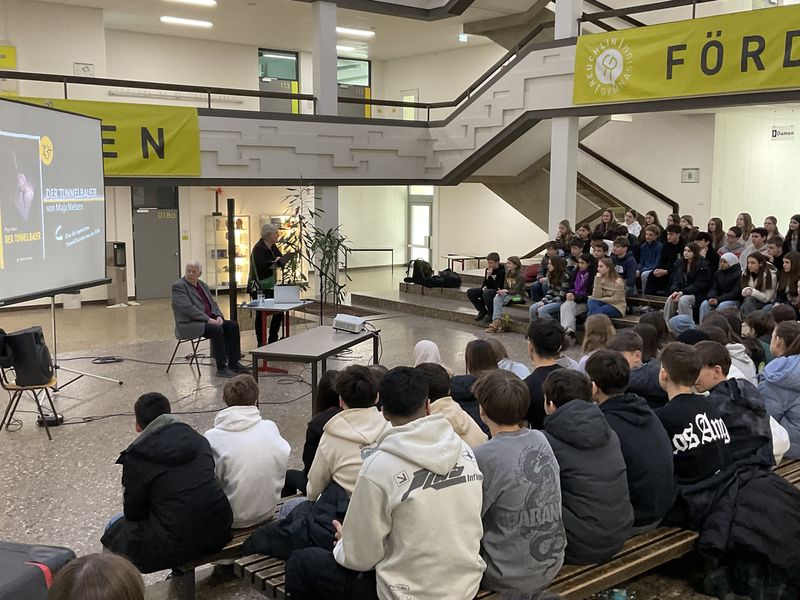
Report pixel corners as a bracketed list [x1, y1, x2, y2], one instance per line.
[548, 0, 582, 236]
[311, 1, 338, 116]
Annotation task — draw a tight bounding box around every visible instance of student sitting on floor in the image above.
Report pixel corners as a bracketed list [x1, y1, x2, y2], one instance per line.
[101, 393, 233, 573]
[485, 255, 527, 333]
[541, 369, 634, 564]
[693, 341, 788, 468]
[524, 319, 565, 430]
[585, 350, 676, 535]
[466, 252, 505, 324]
[587, 258, 627, 319]
[450, 339, 496, 435]
[577, 314, 616, 372]
[486, 336, 530, 379]
[415, 362, 488, 448]
[204, 375, 291, 528]
[285, 367, 486, 600]
[529, 256, 571, 322]
[48, 553, 145, 600]
[473, 369, 566, 598]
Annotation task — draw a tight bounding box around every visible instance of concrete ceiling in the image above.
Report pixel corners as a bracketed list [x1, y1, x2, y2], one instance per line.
[40, 0, 538, 60]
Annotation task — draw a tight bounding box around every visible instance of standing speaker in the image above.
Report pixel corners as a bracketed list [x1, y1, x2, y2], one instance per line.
[6, 327, 54, 386]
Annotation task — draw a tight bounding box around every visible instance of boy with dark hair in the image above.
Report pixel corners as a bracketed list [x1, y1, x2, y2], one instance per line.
[541, 369, 633, 564]
[205, 375, 291, 527]
[585, 350, 676, 534]
[467, 252, 506, 323]
[694, 341, 787, 468]
[567, 237, 584, 272]
[306, 365, 390, 500]
[655, 343, 732, 526]
[645, 224, 684, 295]
[523, 319, 564, 429]
[101, 393, 233, 573]
[415, 363, 487, 448]
[607, 330, 668, 409]
[638, 225, 663, 293]
[472, 370, 565, 597]
[739, 227, 769, 268]
[286, 367, 485, 600]
[612, 236, 638, 296]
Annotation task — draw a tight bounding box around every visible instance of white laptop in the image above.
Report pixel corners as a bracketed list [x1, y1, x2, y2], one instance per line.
[274, 285, 301, 304]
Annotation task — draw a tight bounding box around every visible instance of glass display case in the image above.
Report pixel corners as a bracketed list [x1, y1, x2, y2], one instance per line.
[204, 215, 250, 291]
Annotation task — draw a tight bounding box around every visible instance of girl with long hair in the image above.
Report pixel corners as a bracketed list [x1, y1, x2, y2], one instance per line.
[556, 219, 574, 251]
[740, 251, 776, 317]
[783, 214, 800, 254]
[593, 209, 618, 240]
[737, 212, 754, 243]
[777, 251, 800, 308]
[679, 215, 698, 241]
[577, 313, 616, 371]
[707, 217, 725, 251]
[559, 253, 596, 337]
[640, 210, 661, 243]
[663, 242, 712, 329]
[763, 215, 779, 240]
[624, 209, 642, 237]
[450, 339, 497, 435]
[486, 256, 527, 333]
[587, 257, 626, 318]
[528, 255, 571, 322]
[760, 321, 800, 458]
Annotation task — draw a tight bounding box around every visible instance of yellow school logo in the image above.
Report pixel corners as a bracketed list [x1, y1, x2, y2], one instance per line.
[582, 36, 634, 100]
[39, 135, 53, 166]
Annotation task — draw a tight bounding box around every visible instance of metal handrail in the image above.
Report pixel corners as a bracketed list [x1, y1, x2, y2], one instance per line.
[580, 0, 723, 23]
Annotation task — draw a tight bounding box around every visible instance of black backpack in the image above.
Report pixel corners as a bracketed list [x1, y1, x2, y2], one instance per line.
[439, 268, 462, 288]
[404, 259, 434, 284]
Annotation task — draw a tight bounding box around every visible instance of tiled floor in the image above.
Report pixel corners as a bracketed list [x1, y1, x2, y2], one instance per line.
[0, 267, 712, 599]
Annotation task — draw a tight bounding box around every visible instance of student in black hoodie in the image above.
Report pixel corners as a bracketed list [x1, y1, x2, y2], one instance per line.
[101, 393, 233, 574]
[607, 331, 668, 410]
[466, 252, 506, 323]
[645, 224, 685, 296]
[585, 350, 676, 534]
[541, 369, 633, 564]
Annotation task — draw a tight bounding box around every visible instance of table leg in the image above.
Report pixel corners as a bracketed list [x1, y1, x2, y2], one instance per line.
[321, 358, 327, 373]
[252, 358, 259, 383]
[373, 333, 379, 365]
[286, 311, 291, 337]
[311, 361, 319, 415]
[259, 310, 288, 375]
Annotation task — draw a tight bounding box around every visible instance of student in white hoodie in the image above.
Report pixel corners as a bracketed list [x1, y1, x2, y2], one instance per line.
[204, 375, 290, 528]
[286, 367, 486, 600]
[415, 362, 488, 448]
[306, 365, 391, 500]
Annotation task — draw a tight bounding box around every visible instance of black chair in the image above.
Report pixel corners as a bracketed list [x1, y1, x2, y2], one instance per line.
[165, 335, 204, 377]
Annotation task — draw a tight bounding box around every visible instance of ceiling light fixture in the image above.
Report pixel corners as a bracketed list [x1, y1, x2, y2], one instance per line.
[164, 0, 218, 6]
[160, 15, 213, 27]
[336, 26, 375, 38]
[458, 33, 469, 42]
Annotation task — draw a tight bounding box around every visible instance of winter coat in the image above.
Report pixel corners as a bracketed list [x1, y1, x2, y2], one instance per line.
[429, 396, 488, 448]
[589, 276, 627, 317]
[600, 394, 676, 527]
[101, 416, 233, 573]
[638, 240, 663, 272]
[450, 374, 489, 435]
[706, 379, 774, 470]
[741, 271, 777, 304]
[657, 240, 685, 271]
[628, 359, 668, 410]
[306, 407, 391, 499]
[543, 400, 633, 564]
[669, 256, 712, 298]
[569, 267, 594, 303]
[204, 406, 291, 528]
[707, 264, 742, 303]
[333, 414, 486, 600]
[612, 250, 638, 291]
[759, 354, 800, 459]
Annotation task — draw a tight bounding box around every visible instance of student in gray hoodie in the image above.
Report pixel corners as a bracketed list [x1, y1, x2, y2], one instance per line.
[473, 369, 565, 598]
[541, 369, 634, 565]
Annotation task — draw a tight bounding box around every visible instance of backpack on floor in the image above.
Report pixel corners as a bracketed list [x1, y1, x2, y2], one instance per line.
[404, 259, 434, 284]
[438, 268, 462, 288]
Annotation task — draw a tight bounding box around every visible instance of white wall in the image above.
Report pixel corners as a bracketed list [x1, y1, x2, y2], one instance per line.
[583, 113, 716, 223]
[711, 108, 800, 230]
[436, 183, 547, 267]
[339, 186, 407, 267]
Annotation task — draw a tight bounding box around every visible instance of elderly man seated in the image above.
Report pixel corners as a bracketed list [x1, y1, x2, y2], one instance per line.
[172, 261, 247, 378]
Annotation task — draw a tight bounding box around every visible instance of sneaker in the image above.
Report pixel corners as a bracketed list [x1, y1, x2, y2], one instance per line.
[215, 367, 236, 378]
[474, 312, 487, 322]
[229, 362, 250, 373]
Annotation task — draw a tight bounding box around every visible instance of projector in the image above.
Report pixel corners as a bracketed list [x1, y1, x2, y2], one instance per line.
[333, 314, 366, 333]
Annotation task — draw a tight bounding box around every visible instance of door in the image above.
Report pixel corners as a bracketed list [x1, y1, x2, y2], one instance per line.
[408, 200, 432, 263]
[131, 186, 180, 300]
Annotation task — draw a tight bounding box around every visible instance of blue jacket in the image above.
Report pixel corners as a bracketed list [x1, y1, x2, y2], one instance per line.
[638, 240, 662, 272]
[612, 251, 638, 291]
[759, 354, 800, 459]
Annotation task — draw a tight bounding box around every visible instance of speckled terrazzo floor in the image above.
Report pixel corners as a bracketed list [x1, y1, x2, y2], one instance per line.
[0, 268, 716, 600]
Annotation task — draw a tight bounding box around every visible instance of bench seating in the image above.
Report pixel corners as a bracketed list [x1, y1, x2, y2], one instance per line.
[234, 460, 800, 600]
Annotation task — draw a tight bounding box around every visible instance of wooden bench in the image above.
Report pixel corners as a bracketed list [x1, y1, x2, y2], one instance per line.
[234, 460, 800, 600]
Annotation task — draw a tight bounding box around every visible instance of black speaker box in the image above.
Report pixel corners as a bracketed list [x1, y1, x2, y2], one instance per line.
[6, 327, 54, 386]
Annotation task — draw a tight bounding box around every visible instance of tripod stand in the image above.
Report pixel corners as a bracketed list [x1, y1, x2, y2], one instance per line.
[50, 296, 123, 391]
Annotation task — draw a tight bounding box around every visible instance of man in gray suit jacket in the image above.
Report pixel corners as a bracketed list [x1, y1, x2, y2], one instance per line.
[171, 261, 247, 378]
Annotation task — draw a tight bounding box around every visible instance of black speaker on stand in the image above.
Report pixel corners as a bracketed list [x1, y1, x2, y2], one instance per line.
[6, 327, 54, 386]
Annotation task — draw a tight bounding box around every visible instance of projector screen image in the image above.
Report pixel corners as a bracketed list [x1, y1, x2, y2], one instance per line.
[0, 99, 105, 306]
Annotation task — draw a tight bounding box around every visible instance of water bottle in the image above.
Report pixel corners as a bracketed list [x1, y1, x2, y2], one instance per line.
[256, 290, 265, 304]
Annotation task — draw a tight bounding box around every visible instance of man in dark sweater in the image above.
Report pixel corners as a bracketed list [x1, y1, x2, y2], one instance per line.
[655, 343, 733, 527]
[523, 319, 564, 430]
[541, 369, 633, 564]
[585, 350, 676, 535]
[645, 224, 684, 296]
[466, 252, 506, 323]
[101, 393, 233, 573]
[611, 236, 639, 296]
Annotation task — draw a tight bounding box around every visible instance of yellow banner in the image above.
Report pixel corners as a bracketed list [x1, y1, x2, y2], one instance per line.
[19, 98, 200, 176]
[573, 4, 800, 104]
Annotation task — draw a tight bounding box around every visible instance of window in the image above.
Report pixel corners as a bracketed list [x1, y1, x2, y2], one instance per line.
[258, 49, 298, 81]
[337, 58, 370, 86]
